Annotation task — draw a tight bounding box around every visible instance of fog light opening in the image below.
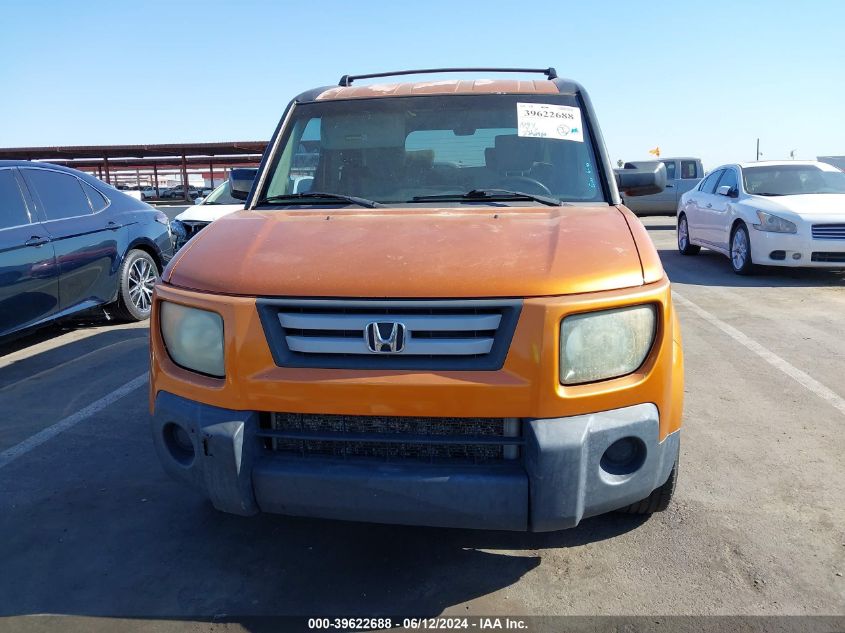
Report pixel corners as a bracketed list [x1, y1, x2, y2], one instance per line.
[769, 250, 786, 261]
[600, 437, 646, 476]
[792, 252, 802, 260]
[163, 422, 196, 467]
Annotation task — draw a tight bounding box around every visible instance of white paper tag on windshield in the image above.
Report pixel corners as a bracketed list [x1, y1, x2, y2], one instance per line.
[517, 103, 584, 142]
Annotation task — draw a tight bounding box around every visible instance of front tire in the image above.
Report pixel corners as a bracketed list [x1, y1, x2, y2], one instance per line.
[113, 249, 158, 321]
[677, 214, 700, 255]
[730, 223, 755, 275]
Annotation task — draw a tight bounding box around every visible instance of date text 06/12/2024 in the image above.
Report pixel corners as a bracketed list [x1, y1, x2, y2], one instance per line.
[307, 617, 529, 630]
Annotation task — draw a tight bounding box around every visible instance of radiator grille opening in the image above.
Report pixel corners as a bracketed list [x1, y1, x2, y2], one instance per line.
[260, 413, 521, 464]
[811, 252, 845, 263]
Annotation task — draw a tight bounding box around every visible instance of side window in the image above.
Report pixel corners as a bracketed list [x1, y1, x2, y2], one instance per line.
[267, 116, 320, 197]
[681, 160, 699, 179]
[717, 169, 738, 192]
[290, 118, 321, 189]
[661, 161, 677, 180]
[22, 169, 93, 220]
[0, 170, 31, 229]
[699, 170, 724, 194]
[80, 180, 109, 212]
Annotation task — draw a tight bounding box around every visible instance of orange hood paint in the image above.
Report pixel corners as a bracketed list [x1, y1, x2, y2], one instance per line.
[164, 206, 649, 298]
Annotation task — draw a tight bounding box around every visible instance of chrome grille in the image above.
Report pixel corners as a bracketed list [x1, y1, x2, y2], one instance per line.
[811, 224, 845, 240]
[281, 312, 500, 355]
[257, 299, 521, 370]
[260, 413, 521, 464]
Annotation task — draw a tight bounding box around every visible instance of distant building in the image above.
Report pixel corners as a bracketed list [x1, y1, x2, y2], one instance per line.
[818, 156, 845, 170]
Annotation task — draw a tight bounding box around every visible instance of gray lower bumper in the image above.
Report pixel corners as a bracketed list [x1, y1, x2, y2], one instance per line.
[151, 392, 679, 531]
[524, 407, 679, 530]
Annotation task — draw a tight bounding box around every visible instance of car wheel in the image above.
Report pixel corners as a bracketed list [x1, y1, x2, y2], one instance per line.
[730, 223, 755, 275]
[677, 214, 700, 256]
[617, 460, 677, 515]
[113, 249, 159, 321]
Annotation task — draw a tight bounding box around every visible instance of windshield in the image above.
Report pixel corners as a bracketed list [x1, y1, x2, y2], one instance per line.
[742, 164, 845, 196]
[201, 180, 242, 205]
[260, 94, 605, 206]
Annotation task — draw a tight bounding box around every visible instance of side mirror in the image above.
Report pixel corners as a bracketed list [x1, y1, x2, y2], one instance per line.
[717, 185, 738, 198]
[229, 168, 258, 200]
[614, 161, 667, 197]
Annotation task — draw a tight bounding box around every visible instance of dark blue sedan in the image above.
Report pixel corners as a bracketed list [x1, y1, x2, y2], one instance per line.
[0, 161, 173, 338]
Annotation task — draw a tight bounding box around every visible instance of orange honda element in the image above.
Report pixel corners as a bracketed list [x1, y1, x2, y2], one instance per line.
[150, 67, 682, 531]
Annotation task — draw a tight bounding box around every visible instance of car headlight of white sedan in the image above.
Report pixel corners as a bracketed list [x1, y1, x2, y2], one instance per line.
[170, 219, 187, 240]
[560, 305, 657, 385]
[754, 211, 797, 234]
[160, 302, 225, 377]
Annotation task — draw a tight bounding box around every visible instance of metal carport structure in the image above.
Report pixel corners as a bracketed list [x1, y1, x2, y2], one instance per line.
[0, 141, 268, 200]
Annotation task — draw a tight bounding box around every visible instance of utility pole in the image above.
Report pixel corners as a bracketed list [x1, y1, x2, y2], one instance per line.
[756, 138, 761, 161]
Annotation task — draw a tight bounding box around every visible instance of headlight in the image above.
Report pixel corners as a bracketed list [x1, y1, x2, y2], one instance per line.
[754, 211, 797, 233]
[159, 302, 225, 377]
[560, 305, 657, 385]
[170, 219, 187, 241]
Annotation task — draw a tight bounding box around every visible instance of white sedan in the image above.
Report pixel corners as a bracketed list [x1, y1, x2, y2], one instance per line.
[676, 161, 845, 274]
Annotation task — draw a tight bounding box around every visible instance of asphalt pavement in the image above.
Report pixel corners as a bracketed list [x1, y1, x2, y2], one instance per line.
[0, 216, 843, 632]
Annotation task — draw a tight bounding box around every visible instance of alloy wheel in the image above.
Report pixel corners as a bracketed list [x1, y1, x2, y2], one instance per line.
[731, 228, 749, 270]
[128, 258, 156, 313]
[678, 217, 689, 250]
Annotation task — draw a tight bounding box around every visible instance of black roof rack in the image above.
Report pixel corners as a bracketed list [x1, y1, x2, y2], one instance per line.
[338, 67, 558, 87]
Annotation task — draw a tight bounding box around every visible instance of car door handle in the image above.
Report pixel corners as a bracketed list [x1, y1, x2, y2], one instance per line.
[24, 236, 50, 247]
[106, 221, 120, 231]
[665, 184, 674, 188]
[706, 203, 713, 208]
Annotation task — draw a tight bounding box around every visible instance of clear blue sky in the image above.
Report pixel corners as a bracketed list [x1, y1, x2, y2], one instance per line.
[1, 0, 844, 171]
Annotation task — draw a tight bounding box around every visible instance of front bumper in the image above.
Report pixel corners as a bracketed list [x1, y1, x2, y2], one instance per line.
[750, 228, 845, 267]
[151, 392, 679, 532]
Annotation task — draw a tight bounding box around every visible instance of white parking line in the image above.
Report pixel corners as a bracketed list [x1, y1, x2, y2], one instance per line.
[673, 291, 845, 417]
[0, 373, 149, 471]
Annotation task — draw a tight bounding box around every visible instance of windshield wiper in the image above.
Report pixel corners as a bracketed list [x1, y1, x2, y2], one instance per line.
[411, 189, 562, 207]
[755, 192, 786, 197]
[257, 192, 381, 208]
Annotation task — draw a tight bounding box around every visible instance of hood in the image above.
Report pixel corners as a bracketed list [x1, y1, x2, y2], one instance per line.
[164, 206, 646, 298]
[175, 203, 244, 223]
[750, 193, 845, 218]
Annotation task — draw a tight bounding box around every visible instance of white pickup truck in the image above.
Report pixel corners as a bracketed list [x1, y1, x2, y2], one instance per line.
[620, 157, 704, 216]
